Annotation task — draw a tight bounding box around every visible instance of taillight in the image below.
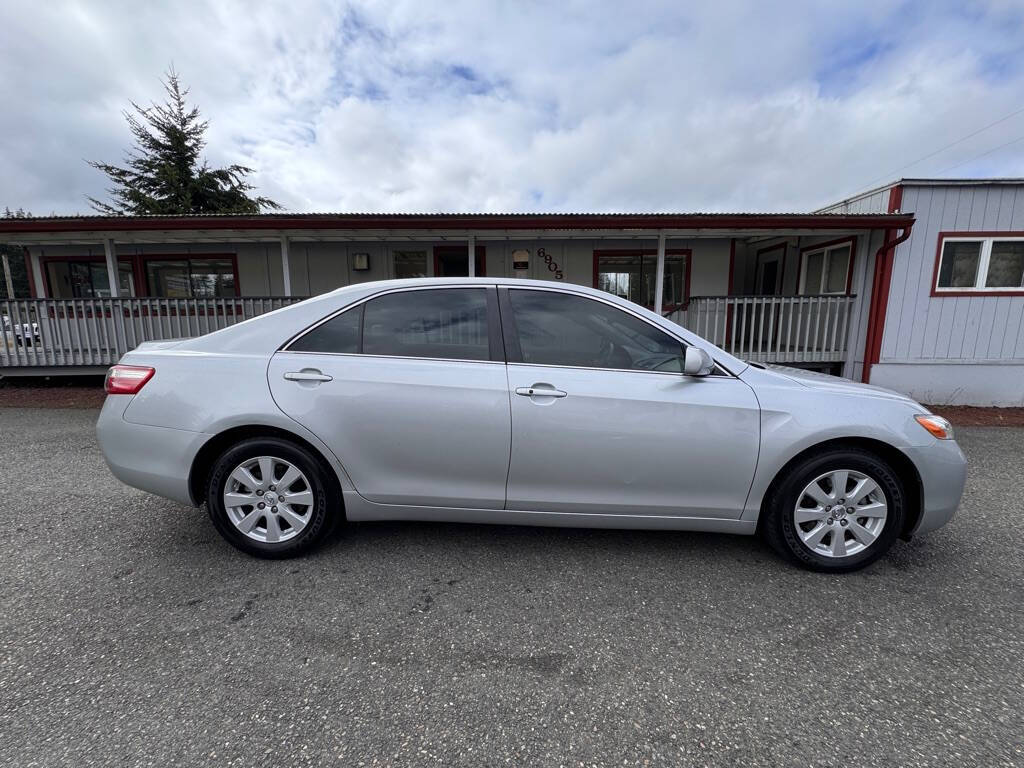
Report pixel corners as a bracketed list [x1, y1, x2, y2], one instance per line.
[105, 365, 155, 395]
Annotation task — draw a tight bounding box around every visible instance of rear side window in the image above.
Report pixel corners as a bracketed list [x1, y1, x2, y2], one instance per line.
[363, 288, 490, 361]
[290, 305, 362, 353]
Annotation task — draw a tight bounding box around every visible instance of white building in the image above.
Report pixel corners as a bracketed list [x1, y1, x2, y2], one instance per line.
[1, 180, 1021, 406]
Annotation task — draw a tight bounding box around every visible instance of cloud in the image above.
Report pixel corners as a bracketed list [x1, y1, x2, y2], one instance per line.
[2, 0, 1024, 215]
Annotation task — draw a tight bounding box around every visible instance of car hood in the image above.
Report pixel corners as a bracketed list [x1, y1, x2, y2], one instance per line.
[758, 364, 923, 406]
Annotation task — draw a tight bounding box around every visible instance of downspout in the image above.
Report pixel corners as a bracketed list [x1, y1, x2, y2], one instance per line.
[861, 222, 913, 383]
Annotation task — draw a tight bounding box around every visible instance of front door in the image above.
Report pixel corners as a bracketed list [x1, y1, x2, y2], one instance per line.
[500, 288, 760, 519]
[434, 245, 486, 277]
[268, 286, 510, 509]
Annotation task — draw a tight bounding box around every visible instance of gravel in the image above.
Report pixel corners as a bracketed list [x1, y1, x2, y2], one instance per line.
[0, 407, 1021, 767]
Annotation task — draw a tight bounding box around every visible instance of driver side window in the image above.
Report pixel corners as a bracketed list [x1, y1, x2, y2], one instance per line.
[506, 289, 685, 371]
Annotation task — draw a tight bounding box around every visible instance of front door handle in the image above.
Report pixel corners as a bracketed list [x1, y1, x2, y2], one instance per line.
[284, 370, 333, 383]
[515, 385, 567, 398]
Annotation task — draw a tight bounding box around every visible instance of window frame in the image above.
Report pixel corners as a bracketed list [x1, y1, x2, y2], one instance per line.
[283, 284, 504, 364]
[142, 254, 240, 298]
[592, 248, 692, 312]
[797, 237, 856, 296]
[932, 232, 1024, 296]
[497, 286, 731, 377]
[40, 253, 241, 298]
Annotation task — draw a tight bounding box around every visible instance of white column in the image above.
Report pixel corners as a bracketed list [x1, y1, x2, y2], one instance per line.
[1, 252, 14, 299]
[280, 235, 292, 296]
[653, 232, 666, 314]
[467, 234, 476, 277]
[103, 238, 120, 298]
[29, 249, 45, 298]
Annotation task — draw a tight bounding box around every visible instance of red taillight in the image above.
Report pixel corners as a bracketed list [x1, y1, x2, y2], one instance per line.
[104, 365, 155, 395]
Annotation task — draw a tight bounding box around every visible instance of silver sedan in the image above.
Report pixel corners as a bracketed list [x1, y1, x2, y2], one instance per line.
[97, 278, 966, 572]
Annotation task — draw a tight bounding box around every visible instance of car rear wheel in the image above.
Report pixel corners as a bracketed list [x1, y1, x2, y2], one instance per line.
[762, 448, 905, 573]
[206, 438, 334, 558]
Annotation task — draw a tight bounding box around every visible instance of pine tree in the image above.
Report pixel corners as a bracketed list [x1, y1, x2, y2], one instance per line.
[88, 69, 280, 215]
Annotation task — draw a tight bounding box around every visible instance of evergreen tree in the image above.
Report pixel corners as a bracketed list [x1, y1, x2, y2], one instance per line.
[88, 69, 280, 215]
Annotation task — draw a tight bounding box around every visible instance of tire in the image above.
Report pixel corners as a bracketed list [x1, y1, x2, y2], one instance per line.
[206, 437, 335, 558]
[761, 448, 905, 573]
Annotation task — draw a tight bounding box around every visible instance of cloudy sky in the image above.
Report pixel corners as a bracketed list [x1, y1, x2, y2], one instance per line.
[2, 0, 1023, 215]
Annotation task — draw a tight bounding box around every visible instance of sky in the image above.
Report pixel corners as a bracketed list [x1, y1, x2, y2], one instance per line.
[1, 0, 1024, 215]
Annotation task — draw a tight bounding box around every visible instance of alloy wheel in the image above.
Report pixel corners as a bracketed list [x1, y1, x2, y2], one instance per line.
[793, 469, 888, 558]
[223, 456, 314, 543]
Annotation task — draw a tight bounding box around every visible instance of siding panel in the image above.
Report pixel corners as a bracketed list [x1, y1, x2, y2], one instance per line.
[880, 183, 1024, 364]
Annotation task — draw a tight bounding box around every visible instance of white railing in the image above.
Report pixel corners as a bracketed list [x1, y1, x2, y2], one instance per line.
[667, 294, 857, 363]
[1, 297, 305, 368]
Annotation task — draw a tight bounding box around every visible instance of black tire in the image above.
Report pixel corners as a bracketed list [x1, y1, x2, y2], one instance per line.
[761, 448, 905, 573]
[206, 437, 336, 559]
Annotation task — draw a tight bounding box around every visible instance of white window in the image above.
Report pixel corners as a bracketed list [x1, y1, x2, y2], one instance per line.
[935, 236, 1024, 292]
[799, 242, 852, 295]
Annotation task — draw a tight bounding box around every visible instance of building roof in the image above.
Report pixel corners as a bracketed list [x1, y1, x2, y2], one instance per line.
[0, 211, 913, 236]
[822, 177, 1024, 212]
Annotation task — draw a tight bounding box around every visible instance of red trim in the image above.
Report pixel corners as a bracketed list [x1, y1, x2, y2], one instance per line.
[929, 230, 1024, 297]
[861, 185, 911, 383]
[592, 248, 692, 311]
[23, 248, 38, 298]
[754, 241, 787, 294]
[0, 212, 915, 235]
[433, 244, 486, 277]
[39, 252, 241, 298]
[797, 236, 858, 295]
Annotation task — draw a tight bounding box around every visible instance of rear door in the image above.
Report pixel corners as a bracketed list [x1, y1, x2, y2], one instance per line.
[268, 285, 511, 509]
[500, 287, 760, 519]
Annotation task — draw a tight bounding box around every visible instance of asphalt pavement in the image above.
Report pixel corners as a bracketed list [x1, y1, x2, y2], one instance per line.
[0, 407, 1021, 767]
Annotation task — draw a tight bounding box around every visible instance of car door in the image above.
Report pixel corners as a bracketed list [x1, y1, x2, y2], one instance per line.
[500, 287, 760, 519]
[268, 285, 511, 509]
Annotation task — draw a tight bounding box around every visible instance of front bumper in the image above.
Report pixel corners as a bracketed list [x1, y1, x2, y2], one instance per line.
[96, 396, 207, 506]
[902, 438, 968, 535]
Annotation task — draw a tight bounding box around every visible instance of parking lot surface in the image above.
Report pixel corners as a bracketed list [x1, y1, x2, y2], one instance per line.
[1, 406, 1021, 767]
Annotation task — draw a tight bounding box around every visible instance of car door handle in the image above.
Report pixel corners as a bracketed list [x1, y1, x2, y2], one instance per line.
[284, 370, 333, 383]
[515, 385, 567, 398]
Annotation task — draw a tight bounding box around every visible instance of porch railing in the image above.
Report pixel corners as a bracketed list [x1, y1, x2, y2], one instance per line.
[1, 297, 305, 368]
[667, 294, 857, 364]
[2, 293, 857, 370]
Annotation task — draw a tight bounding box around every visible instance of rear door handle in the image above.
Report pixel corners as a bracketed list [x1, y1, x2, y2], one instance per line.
[515, 385, 567, 398]
[284, 370, 333, 383]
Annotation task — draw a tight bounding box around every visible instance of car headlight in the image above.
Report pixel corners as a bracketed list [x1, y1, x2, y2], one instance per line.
[915, 414, 954, 440]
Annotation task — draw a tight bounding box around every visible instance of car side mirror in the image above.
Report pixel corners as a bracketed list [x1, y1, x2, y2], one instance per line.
[683, 346, 715, 376]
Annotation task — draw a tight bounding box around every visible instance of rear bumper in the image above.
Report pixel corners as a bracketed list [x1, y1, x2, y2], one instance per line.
[902, 438, 967, 535]
[96, 396, 207, 506]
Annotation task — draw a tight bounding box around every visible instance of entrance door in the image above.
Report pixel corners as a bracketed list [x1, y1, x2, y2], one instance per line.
[756, 248, 784, 294]
[434, 245, 486, 277]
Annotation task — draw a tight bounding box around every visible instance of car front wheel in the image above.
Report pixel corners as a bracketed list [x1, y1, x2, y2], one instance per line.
[206, 437, 334, 558]
[763, 448, 906, 573]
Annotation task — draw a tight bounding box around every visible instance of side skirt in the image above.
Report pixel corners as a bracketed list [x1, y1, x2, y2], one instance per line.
[342, 491, 757, 535]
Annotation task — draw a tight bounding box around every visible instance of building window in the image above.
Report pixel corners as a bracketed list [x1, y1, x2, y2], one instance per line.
[45, 260, 135, 298]
[936, 236, 1024, 292]
[800, 242, 852, 295]
[393, 250, 428, 279]
[595, 251, 689, 310]
[145, 258, 236, 297]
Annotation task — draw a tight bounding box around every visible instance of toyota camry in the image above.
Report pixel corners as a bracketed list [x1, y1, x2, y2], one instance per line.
[96, 278, 966, 572]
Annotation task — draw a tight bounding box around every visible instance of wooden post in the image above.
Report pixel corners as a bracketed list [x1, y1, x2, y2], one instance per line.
[280, 235, 292, 296]
[103, 238, 120, 298]
[654, 232, 666, 314]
